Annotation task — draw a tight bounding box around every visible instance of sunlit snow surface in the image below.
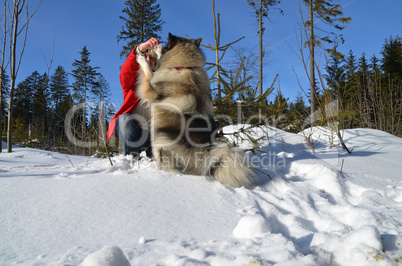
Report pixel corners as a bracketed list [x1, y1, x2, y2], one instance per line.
[1, 126, 401, 265]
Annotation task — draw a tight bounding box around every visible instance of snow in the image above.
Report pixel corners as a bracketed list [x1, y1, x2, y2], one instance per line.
[82, 246, 130, 266]
[0, 126, 401, 265]
[232, 215, 271, 238]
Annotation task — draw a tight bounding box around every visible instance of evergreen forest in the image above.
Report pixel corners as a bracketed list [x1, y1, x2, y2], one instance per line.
[0, 0, 400, 157]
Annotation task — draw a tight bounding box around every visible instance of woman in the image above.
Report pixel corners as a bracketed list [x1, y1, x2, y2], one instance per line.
[107, 37, 160, 157]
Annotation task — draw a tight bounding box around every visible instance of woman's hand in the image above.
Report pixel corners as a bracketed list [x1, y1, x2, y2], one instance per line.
[138, 38, 160, 53]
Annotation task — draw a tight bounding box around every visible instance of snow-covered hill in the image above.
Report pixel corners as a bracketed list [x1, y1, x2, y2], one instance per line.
[0, 127, 401, 265]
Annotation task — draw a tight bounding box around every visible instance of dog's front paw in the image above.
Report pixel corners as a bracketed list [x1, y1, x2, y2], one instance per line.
[154, 44, 162, 60]
[136, 55, 152, 77]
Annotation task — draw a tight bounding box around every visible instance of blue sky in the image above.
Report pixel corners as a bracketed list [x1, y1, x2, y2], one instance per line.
[11, 0, 402, 107]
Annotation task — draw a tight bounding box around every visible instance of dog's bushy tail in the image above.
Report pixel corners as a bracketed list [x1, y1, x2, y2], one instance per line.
[203, 143, 254, 189]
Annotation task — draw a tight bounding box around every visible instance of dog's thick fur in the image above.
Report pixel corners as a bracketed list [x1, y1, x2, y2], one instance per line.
[136, 33, 254, 189]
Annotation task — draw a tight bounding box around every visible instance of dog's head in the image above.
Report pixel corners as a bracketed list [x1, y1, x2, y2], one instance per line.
[162, 33, 202, 54]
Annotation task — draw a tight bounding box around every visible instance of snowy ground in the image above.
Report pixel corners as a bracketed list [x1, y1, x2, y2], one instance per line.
[0, 126, 401, 265]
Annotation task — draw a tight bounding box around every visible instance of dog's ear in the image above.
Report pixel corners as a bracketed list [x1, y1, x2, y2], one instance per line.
[168, 33, 178, 46]
[163, 33, 178, 54]
[194, 38, 202, 47]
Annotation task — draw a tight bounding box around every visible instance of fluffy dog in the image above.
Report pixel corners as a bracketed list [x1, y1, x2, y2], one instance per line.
[136, 33, 254, 189]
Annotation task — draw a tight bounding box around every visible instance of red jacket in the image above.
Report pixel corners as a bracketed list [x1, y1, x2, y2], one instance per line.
[107, 48, 140, 141]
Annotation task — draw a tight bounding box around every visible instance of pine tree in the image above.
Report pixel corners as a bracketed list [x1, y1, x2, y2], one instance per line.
[117, 0, 164, 58]
[301, 0, 351, 124]
[379, 36, 402, 135]
[91, 74, 110, 103]
[288, 93, 308, 132]
[345, 50, 356, 79]
[323, 39, 401, 137]
[369, 54, 380, 76]
[358, 53, 368, 74]
[230, 47, 259, 96]
[270, 89, 289, 129]
[271, 90, 289, 115]
[203, 0, 244, 130]
[247, 0, 282, 121]
[71, 46, 99, 154]
[49, 66, 71, 143]
[72, 46, 99, 103]
[325, 51, 345, 102]
[381, 36, 402, 81]
[344, 50, 357, 110]
[13, 74, 33, 127]
[13, 71, 48, 142]
[89, 73, 111, 147]
[50, 66, 69, 110]
[357, 53, 371, 126]
[32, 73, 49, 141]
[94, 73, 112, 117]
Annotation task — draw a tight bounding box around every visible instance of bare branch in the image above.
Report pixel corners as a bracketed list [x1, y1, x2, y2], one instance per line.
[41, 31, 56, 75]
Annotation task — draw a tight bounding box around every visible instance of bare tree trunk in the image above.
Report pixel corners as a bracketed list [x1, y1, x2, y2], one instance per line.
[309, 0, 315, 126]
[7, 1, 21, 153]
[212, 0, 223, 131]
[258, 0, 263, 123]
[0, 1, 7, 152]
[99, 95, 113, 166]
[0, 71, 3, 151]
[379, 78, 384, 131]
[388, 75, 394, 134]
[357, 80, 364, 127]
[83, 82, 87, 156]
[6, 0, 42, 152]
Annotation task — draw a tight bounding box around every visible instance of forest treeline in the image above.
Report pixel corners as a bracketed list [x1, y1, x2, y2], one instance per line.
[213, 35, 401, 137]
[323, 36, 401, 136]
[1, 0, 400, 157]
[1, 46, 115, 155]
[1, 35, 400, 156]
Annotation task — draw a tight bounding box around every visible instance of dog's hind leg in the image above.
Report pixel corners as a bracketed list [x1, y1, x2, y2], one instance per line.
[156, 149, 182, 174]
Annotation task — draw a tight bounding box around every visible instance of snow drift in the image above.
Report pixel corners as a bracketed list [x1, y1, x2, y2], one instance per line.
[0, 126, 401, 265]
